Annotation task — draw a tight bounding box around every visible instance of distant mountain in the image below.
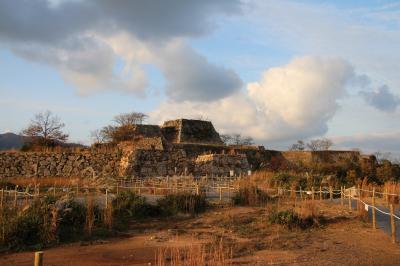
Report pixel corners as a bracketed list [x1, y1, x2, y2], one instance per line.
[0, 132, 26, 150]
[0, 133, 87, 151]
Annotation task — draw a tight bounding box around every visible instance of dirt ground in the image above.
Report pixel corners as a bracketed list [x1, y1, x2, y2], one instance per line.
[1, 201, 400, 266]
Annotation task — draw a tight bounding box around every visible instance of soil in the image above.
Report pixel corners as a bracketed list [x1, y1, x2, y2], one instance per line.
[1, 201, 400, 266]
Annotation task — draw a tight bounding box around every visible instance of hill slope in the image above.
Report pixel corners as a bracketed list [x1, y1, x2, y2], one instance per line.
[0, 133, 26, 150]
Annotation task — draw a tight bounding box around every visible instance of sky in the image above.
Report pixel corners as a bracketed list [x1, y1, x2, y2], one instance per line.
[0, 0, 400, 156]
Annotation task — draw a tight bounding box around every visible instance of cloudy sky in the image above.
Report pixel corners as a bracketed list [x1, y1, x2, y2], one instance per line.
[1, 0, 400, 155]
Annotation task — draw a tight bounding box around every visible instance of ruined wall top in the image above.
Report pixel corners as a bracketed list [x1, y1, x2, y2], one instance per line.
[161, 119, 223, 145]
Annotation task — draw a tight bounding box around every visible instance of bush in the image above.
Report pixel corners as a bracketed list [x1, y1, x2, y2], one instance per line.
[232, 186, 271, 206]
[55, 198, 86, 242]
[5, 197, 57, 250]
[112, 191, 162, 230]
[157, 193, 208, 216]
[268, 209, 323, 230]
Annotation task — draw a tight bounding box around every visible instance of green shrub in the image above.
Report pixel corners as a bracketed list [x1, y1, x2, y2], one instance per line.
[5, 197, 56, 250]
[268, 209, 323, 230]
[55, 198, 86, 242]
[232, 186, 271, 206]
[112, 191, 162, 230]
[272, 173, 294, 188]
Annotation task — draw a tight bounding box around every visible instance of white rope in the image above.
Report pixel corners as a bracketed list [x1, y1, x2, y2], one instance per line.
[349, 195, 400, 220]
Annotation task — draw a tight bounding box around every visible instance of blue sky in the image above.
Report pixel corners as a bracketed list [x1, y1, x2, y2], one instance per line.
[1, 0, 400, 156]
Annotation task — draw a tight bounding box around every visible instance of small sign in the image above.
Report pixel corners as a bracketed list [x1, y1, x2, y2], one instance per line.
[247, 170, 252, 176]
[364, 204, 368, 211]
[229, 170, 234, 177]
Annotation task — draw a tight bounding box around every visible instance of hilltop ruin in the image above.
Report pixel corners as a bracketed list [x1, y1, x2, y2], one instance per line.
[0, 118, 369, 179]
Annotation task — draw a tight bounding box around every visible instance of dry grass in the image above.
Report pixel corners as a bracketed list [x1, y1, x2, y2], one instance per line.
[155, 238, 231, 266]
[8, 177, 92, 188]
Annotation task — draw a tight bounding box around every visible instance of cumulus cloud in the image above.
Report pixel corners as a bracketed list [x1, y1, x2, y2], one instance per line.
[0, 0, 242, 99]
[151, 56, 356, 141]
[360, 85, 400, 112]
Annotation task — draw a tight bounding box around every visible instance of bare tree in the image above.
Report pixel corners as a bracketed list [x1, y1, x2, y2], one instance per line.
[306, 138, 333, 151]
[22, 110, 68, 146]
[231, 134, 242, 145]
[290, 140, 305, 151]
[90, 129, 106, 144]
[113, 112, 148, 126]
[241, 136, 254, 145]
[221, 133, 255, 145]
[220, 134, 232, 144]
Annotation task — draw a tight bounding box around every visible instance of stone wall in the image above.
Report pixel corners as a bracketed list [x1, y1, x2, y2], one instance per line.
[0, 150, 121, 178]
[194, 154, 249, 176]
[282, 150, 360, 166]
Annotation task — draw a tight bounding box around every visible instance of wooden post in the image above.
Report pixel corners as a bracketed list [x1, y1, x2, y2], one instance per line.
[319, 186, 322, 201]
[0, 189, 3, 210]
[196, 184, 199, 195]
[340, 186, 344, 206]
[34, 251, 44, 266]
[219, 185, 222, 201]
[348, 187, 352, 211]
[385, 187, 389, 206]
[76, 184, 79, 196]
[14, 185, 18, 208]
[300, 187, 303, 201]
[311, 187, 315, 201]
[390, 204, 396, 244]
[105, 189, 108, 210]
[372, 187, 376, 230]
[116, 183, 119, 195]
[53, 184, 56, 197]
[329, 186, 333, 201]
[357, 185, 360, 211]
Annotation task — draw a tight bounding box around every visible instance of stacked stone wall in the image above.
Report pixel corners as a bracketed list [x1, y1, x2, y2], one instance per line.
[0, 150, 121, 178]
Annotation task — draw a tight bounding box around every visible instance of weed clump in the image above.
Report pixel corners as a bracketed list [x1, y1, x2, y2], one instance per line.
[232, 186, 271, 206]
[268, 208, 324, 230]
[157, 193, 208, 216]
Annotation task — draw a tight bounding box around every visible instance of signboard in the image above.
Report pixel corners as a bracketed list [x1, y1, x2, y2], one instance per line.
[364, 204, 368, 211]
[247, 170, 252, 176]
[229, 170, 234, 177]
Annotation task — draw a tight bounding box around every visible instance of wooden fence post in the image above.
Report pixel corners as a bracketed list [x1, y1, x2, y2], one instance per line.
[340, 186, 344, 206]
[329, 186, 333, 201]
[390, 204, 396, 244]
[219, 185, 222, 201]
[105, 189, 108, 210]
[312, 187, 315, 201]
[348, 187, 352, 211]
[357, 185, 360, 211]
[14, 185, 18, 208]
[385, 187, 389, 206]
[372, 187, 376, 230]
[0, 189, 3, 210]
[34, 251, 44, 266]
[300, 187, 303, 201]
[319, 186, 322, 201]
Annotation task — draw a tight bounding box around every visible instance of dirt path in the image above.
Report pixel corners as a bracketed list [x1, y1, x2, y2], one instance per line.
[1, 202, 400, 266]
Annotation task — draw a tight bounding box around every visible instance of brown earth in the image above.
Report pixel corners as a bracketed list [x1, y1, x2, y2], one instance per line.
[1, 201, 400, 266]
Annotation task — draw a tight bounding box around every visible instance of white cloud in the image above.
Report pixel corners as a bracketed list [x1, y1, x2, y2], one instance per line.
[0, 0, 242, 99]
[248, 0, 400, 94]
[151, 56, 356, 142]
